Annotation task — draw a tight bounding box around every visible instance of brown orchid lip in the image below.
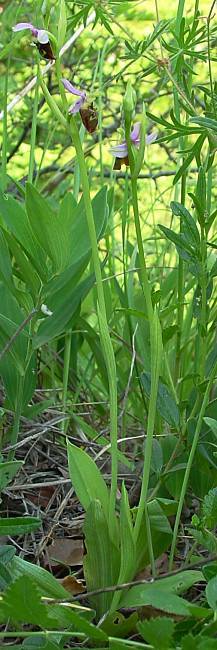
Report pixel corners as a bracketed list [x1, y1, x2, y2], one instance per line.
[80, 103, 98, 134]
[113, 155, 129, 170]
[35, 40, 56, 61]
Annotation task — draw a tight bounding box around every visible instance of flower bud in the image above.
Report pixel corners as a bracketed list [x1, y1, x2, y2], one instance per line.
[123, 81, 135, 130]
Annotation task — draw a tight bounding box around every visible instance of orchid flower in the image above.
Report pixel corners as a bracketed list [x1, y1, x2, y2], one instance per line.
[109, 122, 157, 169]
[12, 22, 49, 44]
[12, 22, 55, 59]
[61, 78, 87, 114]
[61, 78, 98, 133]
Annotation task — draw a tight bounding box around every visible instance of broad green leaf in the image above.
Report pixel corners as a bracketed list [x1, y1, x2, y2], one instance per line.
[26, 184, 108, 275]
[203, 562, 217, 582]
[0, 517, 41, 535]
[170, 201, 200, 248]
[0, 563, 12, 590]
[83, 500, 120, 617]
[33, 272, 94, 348]
[206, 576, 217, 611]
[114, 484, 135, 596]
[204, 417, 217, 439]
[0, 284, 36, 409]
[26, 183, 73, 273]
[11, 556, 71, 599]
[0, 191, 47, 281]
[159, 223, 195, 261]
[0, 545, 16, 564]
[149, 438, 163, 474]
[120, 584, 191, 615]
[0, 461, 23, 490]
[0, 229, 15, 293]
[152, 570, 204, 595]
[67, 440, 110, 519]
[3, 229, 41, 298]
[141, 372, 180, 427]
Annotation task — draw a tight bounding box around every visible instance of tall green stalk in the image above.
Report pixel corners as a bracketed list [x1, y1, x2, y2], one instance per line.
[124, 115, 163, 561]
[28, 62, 40, 184]
[1, 58, 9, 192]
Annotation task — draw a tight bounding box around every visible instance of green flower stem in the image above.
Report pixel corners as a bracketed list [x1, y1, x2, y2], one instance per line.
[61, 330, 71, 433]
[7, 374, 24, 462]
[130, 176, 153, 320]
[1, 58, 9, 192]
[69, 117, 118, 533]
[169, 357, 217, 570]
[54, 57, 74, 433]
[7, 310, 38, 462]
[199, 222, 208, 381]
[39, 73, 68, 130]
[174, 170, 186, 385]
[55, 54, 69, 114]
[134, 310, 162, 543]
[124, 125, 162, 559]
[28, 62, 40, 184]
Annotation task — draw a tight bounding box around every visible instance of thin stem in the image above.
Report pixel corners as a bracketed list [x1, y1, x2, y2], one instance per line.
[169, 359, 217, 570]
[199, 221, 207, 382]
[28, 62, 40, 184]
[1, 58, 9, 192]
[131, 177, 153, 320]
[61, 331, 72, 433]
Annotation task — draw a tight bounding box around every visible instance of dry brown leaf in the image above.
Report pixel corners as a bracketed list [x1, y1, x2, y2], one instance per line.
[60, 574, 86, 595]
[47, 537, 84, 567]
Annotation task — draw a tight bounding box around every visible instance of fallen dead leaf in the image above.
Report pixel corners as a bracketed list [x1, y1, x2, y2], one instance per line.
[47, 537, 84, 567]
[60, 574, 86, 595]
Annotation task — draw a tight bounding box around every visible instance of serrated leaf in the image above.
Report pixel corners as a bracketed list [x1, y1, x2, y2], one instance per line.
[137, 617, 175, 649]
[1, 576, 56, 627]
[202, 488, 217, 528]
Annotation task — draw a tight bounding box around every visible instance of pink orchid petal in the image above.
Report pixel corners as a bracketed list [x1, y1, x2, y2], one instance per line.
[68, 96, 85, 114]
[146, 132, 158, 144]
[37, 30, 49, 44]
[61, 78, 86, 99]
[12, 22, 38, 37]
[130, 122, 141, 143]
[109, 143, 128, 158]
